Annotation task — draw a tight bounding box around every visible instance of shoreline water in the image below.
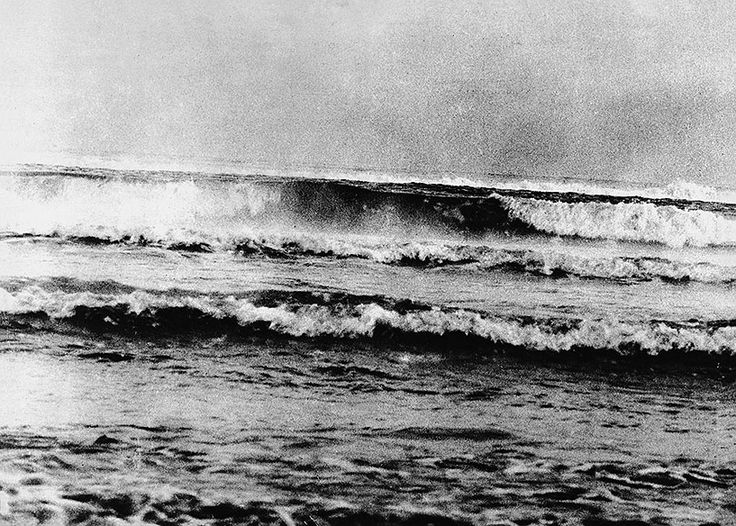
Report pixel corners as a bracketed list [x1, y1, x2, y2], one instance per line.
[0, 330, 734, 525]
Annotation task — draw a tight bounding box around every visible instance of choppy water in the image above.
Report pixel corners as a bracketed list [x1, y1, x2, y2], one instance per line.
[0, 165, 735, 525]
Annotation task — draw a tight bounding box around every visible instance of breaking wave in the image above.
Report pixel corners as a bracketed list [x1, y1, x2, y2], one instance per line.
[8, 228, 736, 285]
[3, 170, 736, 249]
[3, 284, 736, 358]
[13, 162, 736, 205]
[501, 196, 736, 248]
[0, 174, 283, 243]
[234, 234, 736, 284]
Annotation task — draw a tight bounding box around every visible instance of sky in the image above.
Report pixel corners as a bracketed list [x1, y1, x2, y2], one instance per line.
[2, 0, 736, 184]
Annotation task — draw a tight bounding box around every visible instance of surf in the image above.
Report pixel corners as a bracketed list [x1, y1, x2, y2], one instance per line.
[3, 168, 736, 250]
[3, 282, 736, 361]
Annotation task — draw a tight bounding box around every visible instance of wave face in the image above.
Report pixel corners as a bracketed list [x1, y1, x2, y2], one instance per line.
[3, 170, 736, 249]
[1, 172, 506, 242]
[3, 284, 736, 358]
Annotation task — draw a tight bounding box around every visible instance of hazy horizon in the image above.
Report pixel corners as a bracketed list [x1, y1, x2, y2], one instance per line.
[3, 1, 736, 185]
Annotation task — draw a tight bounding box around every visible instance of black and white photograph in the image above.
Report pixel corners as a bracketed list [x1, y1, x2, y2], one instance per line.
[1, 1, 735, 524]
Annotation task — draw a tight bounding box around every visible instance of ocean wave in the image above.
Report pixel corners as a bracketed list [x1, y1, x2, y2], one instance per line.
[490, 179, 736, 206]
[3, 172, 736, 249]
[0, 173, 524, 242]
[0, 174, 283, 242]
[9, 228, 735, 284]
[3, 285, 736, 358]
[12, 162, 736, 205]
[501, 196, 736, 247]
[233, 234, 736, 283]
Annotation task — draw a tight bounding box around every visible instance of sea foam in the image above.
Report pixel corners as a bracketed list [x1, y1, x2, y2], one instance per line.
[3, 285, 736, 357]
[4, 172, 736, 250]
[501, 196, 736, 247]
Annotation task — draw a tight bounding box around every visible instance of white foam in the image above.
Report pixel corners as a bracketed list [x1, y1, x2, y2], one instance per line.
[233, 233, 736, 283]
[0, 175, 281, 244]
[2, 285, 735, 356]
[501, 196, 736, 247]
[4, 172, 736, 251]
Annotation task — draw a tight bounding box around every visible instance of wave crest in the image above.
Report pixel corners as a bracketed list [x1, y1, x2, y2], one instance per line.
[12, 163, 736, 205]
[235, 234, 736, 283]
[501, 196, 736, 247]
[4, 172, 736, 249]
[3, 285, 736, 357]
[0, 175, 282, 242]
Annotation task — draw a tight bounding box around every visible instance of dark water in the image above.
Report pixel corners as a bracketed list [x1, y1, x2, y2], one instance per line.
[1, 166, 735, 525]
[3, 331, 736, 526]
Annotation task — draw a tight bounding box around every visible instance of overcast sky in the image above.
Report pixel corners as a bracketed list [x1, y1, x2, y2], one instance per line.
[2, 0, 736, 183]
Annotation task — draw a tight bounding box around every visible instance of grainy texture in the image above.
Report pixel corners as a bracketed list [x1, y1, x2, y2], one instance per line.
[2, 3, 735, 524]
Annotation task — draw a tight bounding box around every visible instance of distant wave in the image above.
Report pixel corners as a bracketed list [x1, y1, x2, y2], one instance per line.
[3, 171, 736, 249]
[491, 179, 736, 206]
[12, 163, 736, 205]
[3, 284, 736, 358]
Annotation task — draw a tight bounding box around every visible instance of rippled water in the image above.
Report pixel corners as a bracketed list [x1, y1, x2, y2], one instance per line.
[1, 331, 735, 525]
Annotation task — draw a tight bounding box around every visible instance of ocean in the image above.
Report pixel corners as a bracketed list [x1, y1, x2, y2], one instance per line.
[0, 164, 735, 525]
